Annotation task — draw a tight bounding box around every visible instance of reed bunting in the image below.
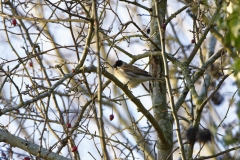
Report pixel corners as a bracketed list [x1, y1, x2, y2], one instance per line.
[113, 60, 165, 88]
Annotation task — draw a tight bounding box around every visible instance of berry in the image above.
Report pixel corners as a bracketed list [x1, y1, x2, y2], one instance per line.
[2, 152, 6, 157]
[191, 39, 195, 43]
[28, 62, 33, 67]
[71, 146, 77, 152]
[109, 114, 114, 121]
[67, 123, 71, 128]
[24, 157, 30, 160]
[12, 19, 17, 26]
[161, 23, 166, 30]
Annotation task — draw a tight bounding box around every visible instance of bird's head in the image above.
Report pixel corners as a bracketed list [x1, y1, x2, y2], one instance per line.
[113, 60, 124, 68]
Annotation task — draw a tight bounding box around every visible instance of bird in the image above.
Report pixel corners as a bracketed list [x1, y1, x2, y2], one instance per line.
[113, 60, 165, 88]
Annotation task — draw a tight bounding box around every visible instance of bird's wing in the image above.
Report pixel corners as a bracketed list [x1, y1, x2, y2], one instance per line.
[120, 64, 152, 77]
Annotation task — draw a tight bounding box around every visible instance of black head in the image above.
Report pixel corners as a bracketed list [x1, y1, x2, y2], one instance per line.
[113, 60, 123, 68]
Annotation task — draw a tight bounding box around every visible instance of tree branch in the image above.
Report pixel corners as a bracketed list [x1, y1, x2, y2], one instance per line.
[0, 128, 71, 160]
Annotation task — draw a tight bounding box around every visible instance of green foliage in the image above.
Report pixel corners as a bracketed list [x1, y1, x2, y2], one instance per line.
[234, 58, 240, 71]
[223, 131, 240, 146]
[225, 2, 240, 52]
[223, 133, 234, 145]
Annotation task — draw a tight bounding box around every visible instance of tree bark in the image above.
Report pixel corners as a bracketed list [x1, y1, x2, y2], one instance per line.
[150, 0, 173, 160]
